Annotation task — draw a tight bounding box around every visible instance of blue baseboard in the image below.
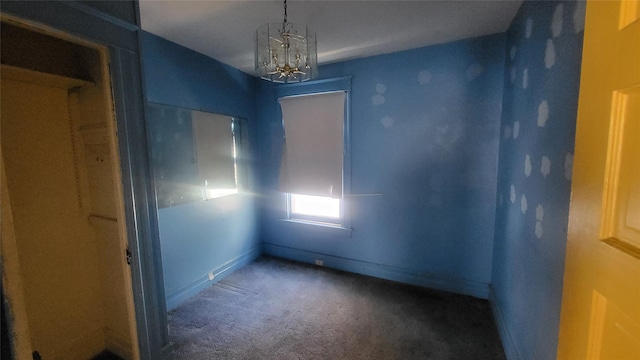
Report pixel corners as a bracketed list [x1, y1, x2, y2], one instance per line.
[489, 287, 521, 360]
[165, 246, 262, 311]
[263, 243, 489, 299]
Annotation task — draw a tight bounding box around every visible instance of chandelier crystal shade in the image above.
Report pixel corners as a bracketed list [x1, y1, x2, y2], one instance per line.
[255, 0, 318, 83]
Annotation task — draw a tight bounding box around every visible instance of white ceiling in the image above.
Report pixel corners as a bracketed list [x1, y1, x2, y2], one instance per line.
[139, 1, 522, 75]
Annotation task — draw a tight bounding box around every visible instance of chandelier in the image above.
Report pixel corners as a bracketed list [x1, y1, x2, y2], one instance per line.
[255, 0, 318, 83]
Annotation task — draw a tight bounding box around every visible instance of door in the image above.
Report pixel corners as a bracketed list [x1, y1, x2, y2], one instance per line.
[558, 0, 640, 359]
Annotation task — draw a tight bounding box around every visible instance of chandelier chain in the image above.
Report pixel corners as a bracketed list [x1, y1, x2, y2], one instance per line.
[283, 0, 288, 25]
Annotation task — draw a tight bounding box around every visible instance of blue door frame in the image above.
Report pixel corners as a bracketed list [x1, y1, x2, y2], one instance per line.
[0, 1, 168, 358]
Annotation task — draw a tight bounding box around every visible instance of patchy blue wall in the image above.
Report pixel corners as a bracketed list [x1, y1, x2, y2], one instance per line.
[491, 1, 585, 359]
[141, 32, 261, 310]
[258, 34, 505, 298]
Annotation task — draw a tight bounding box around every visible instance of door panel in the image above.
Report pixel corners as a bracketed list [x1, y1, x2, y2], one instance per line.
[601, 87, 640, 256]
[558, 0, 640, 359]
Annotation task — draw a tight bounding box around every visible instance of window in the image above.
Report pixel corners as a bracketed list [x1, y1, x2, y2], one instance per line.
[192, 112, 240, 199]
[276, 77, 351, 229]
[289, 193, 340, 219]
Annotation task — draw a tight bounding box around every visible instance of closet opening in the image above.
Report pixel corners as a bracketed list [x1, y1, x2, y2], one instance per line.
[1, 20, 140, 360]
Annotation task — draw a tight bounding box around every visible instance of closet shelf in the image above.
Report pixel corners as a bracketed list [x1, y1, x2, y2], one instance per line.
[88, 214, 118, 226]
[1, 64, 94, 90]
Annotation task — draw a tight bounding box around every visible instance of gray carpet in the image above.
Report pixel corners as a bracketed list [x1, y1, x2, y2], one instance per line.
[165, 256, 505, 360]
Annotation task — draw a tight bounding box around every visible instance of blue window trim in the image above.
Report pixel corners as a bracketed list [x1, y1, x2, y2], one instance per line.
[275, 76, 353, 237]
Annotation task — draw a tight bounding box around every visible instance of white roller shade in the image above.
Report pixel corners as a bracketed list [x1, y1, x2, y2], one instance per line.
[279, 91, 345, 198]
[192, 111, 236, 189]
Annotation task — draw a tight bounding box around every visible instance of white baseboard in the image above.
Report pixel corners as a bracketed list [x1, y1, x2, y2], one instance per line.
[165, 246, 262, 310]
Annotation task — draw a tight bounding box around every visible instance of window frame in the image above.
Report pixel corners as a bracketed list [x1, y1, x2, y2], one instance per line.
[276, 76, 352, 234]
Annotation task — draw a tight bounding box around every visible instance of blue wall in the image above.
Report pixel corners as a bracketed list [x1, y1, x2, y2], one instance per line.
[141, 32, 261, 310]
[258, 34, 506, 298]
[491, 1, 585, 359]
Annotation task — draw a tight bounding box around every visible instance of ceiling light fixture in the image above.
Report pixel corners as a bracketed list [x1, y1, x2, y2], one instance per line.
[255, 0, 318, 83]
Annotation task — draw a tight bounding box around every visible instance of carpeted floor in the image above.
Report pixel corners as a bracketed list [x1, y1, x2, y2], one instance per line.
[165, 256, 505, 360]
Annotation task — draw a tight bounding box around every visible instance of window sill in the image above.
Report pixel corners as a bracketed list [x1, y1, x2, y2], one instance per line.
[279, 219, 352, 239]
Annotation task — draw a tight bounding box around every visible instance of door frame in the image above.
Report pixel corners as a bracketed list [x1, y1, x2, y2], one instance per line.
[0, 3, 168, 359]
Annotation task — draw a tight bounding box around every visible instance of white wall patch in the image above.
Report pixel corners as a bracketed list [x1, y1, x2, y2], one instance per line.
[536, 204, 544, 221]
[380, 116, 394, 128]
[535, 221, 543, 238]
[545, 39, 556, 69]
[372, 83, 387, 105]
[513, 121, 520, 139]
[537, 100, 549, 127]
[573, 1, 586, 33]
[541, 156, 551, 177]
[524, 154, 532, 177]
[521, 194, 528, 214]
[551, 4, 564, 38]
[535, 202, 545, 239]
[510, 185, 516, 204]
[522, 68, 529, 89]
[466, 63, 484, 81]
[526, 17, 533, 38]
[418, 70, 432, 85]
[564, 152, 574, 181]
[372, 94, 385, 105]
